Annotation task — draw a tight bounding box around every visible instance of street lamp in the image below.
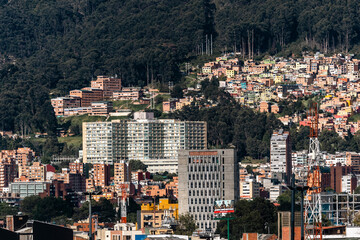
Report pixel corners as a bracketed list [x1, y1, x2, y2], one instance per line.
[83, 190, 102, 240]
[288, 175, 310, 240]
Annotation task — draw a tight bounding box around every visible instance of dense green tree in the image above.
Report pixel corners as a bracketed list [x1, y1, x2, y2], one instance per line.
[319, 129, 346, 154]
[216, 198, 277, 240]
[129, 160, 147, 171]
[168, 89, 282, 159]
[0, 202, 19, 219]
[174, 213, 197, 236]
[171, 84, 184, 99]
[20, 196, 73, 222]
[73, 198, 115, 223]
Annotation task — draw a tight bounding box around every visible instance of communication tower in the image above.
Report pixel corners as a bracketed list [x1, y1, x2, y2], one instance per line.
[304, 102, 322, 239]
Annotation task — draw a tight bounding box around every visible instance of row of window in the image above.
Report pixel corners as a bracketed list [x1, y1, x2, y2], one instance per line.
[189, 165, 220, 172]
[189, 189, 225, 197]
[188, 173, 225, 181]
[190, 181, 221, 189]
[188, 156, 224, 164]
[189, 197, 218, 205]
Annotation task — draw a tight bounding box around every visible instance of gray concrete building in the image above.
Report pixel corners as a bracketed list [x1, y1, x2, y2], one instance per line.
[270, 129, 292, 184]
[178, 149, 239, 232]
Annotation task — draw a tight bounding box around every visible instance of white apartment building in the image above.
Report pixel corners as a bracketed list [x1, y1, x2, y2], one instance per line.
[342, 175, 355, 194]
[240, 179, 260, 199]
[82, 112, 207, 172]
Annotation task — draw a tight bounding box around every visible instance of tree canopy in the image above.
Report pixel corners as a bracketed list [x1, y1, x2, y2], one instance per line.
[216, 198, 277, 240]
[1, 0, 360, 134]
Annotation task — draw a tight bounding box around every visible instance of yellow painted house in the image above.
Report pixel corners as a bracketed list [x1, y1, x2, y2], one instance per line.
[274, 75, 284, 84]
[140, 199, 178, 229]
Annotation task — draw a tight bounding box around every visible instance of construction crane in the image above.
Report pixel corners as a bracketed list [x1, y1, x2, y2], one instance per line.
[304, 102, 323, 240]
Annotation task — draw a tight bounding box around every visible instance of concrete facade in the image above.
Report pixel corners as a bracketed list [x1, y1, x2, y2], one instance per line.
[270, 129, 292, 184]
[178, 149, 239, 231]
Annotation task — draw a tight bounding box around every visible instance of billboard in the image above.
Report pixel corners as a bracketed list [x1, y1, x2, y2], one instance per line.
[214, 200, 234, 218]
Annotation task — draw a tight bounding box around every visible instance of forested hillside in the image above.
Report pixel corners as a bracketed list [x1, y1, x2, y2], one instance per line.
[0, 0, 360, 133]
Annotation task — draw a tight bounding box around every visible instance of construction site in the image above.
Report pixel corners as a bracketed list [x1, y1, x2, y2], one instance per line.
[280, 103, 360, 240]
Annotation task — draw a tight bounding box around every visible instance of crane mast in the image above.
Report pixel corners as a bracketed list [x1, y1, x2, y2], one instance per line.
[304, 102, 322, 240]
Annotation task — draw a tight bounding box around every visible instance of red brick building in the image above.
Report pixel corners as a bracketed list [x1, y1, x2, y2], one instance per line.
[51, 96, 81, 116]
[91, 76, 121, 99]
[93, 164, 110, 188]
[70, 88, 103, 107]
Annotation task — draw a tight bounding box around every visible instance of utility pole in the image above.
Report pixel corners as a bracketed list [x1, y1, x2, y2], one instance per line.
[296, 185, 309, 240]
[291, 174, 295, 240]
[89, 192, 92, 240]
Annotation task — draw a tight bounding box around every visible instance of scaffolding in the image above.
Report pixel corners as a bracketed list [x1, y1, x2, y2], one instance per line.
[320, 193, 360, 226]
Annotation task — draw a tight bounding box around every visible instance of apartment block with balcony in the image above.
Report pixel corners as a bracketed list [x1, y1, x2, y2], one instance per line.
[83, 122, 114, 164]
[82, 112, 207, 172]
[18, 162, 46, 182]
[16, 147, 35, 166]
[114, 161, 130, 194]
[0, 158, 16, 191]
[93, 163, 110, 188]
